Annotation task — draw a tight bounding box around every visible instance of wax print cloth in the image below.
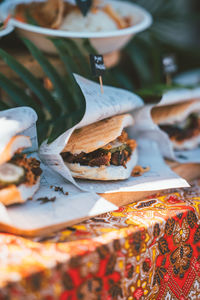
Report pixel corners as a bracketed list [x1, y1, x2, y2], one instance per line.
[0, 182, 200, 300]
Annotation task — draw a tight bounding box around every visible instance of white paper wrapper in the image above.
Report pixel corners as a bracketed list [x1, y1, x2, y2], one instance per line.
[132, 86, 200, 164]
[2, 164, 117, 231]
[157, 87, 200, 107]
[0, 107, 117, 234]
[73, 139, 188, 193]
[39, 74, 189, 193]
[0, 106, 38, 155]
[173, 72, 200, 163]
[157, 82, 200, 163]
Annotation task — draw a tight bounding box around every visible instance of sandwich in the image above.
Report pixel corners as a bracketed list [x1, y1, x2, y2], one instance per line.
[61, 114, 137, 181]
[151, 100, 200, 150]
[0, 130, 42, 206]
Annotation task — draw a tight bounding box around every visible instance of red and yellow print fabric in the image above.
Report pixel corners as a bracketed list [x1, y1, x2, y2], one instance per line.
[0, 182, 200, 299]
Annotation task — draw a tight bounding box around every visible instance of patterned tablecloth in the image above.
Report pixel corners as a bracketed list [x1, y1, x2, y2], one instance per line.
[0, 182, 200, 300]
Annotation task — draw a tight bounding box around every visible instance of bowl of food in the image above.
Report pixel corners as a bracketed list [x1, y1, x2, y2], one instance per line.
[0, 0, 152, 54]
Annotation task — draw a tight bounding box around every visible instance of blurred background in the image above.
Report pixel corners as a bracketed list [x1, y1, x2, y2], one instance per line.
[1, 0, 200, 91]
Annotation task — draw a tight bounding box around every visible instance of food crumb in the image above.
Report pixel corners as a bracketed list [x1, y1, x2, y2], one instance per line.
[37, 197, 56, 204]
[131, 165, 150, 177]
[54, 186, 64, 193]
[50, 185, 68, 196]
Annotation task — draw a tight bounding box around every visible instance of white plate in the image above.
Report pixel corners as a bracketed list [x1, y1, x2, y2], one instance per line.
[0, 0, 152, 54]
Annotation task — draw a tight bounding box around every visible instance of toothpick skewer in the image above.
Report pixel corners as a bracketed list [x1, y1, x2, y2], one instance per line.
[162, 54, 177, 87]
[99, 76, 104, 94]
[166, 74, 172, 86]
[90, 54, 106, 93]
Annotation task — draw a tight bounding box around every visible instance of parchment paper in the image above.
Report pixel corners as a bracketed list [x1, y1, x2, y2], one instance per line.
[0, 106, 38, 154]
[130, 87, 200, 164]
[39, 74, 189, 193]
[2, 164, 117, 231]
[157, 87, 200, 163]
[0, 107, 117, 233]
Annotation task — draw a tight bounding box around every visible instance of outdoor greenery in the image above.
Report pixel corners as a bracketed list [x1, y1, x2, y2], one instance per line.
[0, 39, 87, 144]
[108, 0, 200, 90]
[0, 0, 199, 143]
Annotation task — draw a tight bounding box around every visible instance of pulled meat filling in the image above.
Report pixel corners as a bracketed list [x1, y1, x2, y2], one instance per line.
[160, 114, 200, 142]
[0, 154, 42, 190]
[62, 131, 137, 168]
[11, 154, 42, 185]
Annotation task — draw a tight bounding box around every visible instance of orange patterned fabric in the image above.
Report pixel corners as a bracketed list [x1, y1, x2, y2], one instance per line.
[0, 182, 200, 299]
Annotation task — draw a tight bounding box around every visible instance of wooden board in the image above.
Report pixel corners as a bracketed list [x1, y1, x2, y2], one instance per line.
[100, 162, 200, 207]
[0, 163, 199, 237]
[166, 160, 200, 182]
[99, 190, 158, 206]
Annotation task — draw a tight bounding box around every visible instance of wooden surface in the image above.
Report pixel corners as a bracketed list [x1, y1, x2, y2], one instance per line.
[166, 160, 200, 182]
[1, 162, 199, 237]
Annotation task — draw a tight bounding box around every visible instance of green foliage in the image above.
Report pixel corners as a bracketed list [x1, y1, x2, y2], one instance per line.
[109, 0, 200, 90]
[0, 0, 199, 145]
[0, 38, 86, 144]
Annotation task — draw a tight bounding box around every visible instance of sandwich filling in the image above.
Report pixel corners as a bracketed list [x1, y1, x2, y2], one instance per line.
[0, 154, 42, 190]
[61, 131, 137, 168]
[159, 113, 200, 144]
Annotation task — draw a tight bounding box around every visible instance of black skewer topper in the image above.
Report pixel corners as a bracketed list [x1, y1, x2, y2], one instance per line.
[75, 0, 92, 16]
[90, 54, 106, 93]
[90, 54, 106, 77]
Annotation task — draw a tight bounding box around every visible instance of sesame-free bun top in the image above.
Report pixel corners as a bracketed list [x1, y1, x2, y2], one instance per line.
[152, 99, 200, 125]
[62, 114, 134, 155]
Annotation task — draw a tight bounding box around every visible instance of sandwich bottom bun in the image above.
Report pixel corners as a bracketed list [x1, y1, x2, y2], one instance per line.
[0, 177, 40, 206]
[65, 149, 138, 181]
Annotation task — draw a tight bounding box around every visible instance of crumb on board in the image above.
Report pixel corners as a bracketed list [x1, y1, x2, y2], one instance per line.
[50, 185, 69, 196]
[37, 197, 56, 204]
[131, 165, 150, 177]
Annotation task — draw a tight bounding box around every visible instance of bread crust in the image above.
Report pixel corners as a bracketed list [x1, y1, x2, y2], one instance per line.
[0, 178, 40, 206]
[62, 114, 134, 155]
[152, 100, 200, 125]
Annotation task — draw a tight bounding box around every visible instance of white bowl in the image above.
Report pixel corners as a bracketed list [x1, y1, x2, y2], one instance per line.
[0, 0, 152, 54]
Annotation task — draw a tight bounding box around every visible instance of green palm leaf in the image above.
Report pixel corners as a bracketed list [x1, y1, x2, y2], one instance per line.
[50, 38, 80, 75]
[0, 48, 60, 117]
[0, 99, 10, 110]
[0, 73, 45, 120]
[60, 39, 91, 78]
[51, 38, 86, 111]
[22, 38, 72, 113]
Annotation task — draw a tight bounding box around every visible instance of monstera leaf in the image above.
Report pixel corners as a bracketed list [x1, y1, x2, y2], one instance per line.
[0, 38, 86, 144]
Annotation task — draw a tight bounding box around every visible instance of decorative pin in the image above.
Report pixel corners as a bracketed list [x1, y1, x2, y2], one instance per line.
[90, 54, 106, 94]
[162, 54, 177, 86]
[75, 0, 92, 16]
